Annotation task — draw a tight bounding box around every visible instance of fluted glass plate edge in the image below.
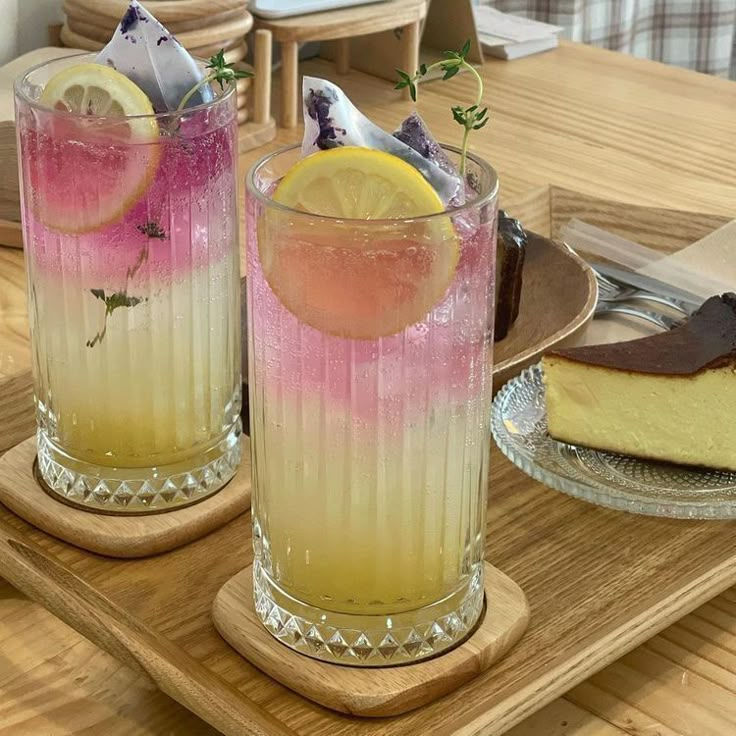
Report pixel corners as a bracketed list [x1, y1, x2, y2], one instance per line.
[491, 364, 736, 519]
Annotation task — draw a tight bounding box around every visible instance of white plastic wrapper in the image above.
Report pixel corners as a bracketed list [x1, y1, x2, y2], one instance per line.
[96, 0, 212, 112]
[302, 76, 462, 205]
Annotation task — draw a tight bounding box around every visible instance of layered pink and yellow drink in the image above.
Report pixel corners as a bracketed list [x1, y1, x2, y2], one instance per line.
[247, 139, 498, 664]
[16, 52, 241, 512]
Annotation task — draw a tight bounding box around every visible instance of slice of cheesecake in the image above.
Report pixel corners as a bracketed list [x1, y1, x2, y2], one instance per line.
[542, 293, 736, 471]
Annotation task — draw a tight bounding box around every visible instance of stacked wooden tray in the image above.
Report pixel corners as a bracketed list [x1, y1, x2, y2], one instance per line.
[61, 0, 254, 124]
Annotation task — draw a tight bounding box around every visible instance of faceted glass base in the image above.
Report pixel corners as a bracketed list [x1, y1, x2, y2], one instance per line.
[36, 420, 242, 514]
[253, 559, 485, 666]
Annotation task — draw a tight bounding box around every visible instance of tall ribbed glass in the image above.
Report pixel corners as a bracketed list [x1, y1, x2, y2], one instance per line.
[246, 145, 498, 665]
[15, 54, 241, 513]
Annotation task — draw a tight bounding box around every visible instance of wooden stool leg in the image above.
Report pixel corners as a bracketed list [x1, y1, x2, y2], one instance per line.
[401, 20, 420, 100]
[336, 38, 350, 75]
[280, 40, 299, 129]
[253, 29, 272, 125]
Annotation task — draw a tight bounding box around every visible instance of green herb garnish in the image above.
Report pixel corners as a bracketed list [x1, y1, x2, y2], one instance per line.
[124, 221, 167, 281]
[86, 221, 165, 347]
[395, 40, 488, 176]
[136, 221, 167, 239]
[86, 290, 145, 349]
[177, 49, 254, 111]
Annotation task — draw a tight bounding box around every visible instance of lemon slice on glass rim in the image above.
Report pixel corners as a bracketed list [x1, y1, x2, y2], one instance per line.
[261, 146, 459, 340]
[35, 63, 160, 234]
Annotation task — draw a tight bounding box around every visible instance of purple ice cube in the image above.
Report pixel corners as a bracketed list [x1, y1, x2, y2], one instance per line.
[393, 112, 476, 207]
[393, 112, 459, 179]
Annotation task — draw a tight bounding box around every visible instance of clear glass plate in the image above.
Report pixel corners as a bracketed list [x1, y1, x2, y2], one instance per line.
[491, 364, 736, 519]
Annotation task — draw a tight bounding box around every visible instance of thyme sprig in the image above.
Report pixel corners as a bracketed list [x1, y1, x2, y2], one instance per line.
[86, 221, 167, 348]
[177, 49, 253, 111]
[136, 221, 167, 239]
[86, 290, 145, 348]
[395, 40, 488, 175]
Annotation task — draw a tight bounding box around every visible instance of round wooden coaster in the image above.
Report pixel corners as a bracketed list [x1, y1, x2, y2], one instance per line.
[0, 437, 251, 558]
[212, 562, 529, 717]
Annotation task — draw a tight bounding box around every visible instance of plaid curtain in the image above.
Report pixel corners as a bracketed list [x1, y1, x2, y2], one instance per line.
[484, 0, 736, 78]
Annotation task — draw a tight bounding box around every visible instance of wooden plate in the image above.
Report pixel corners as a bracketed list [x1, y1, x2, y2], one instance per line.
[493, 232, 597, 392]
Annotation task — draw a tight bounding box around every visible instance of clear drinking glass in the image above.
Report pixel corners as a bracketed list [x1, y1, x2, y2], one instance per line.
[15, 54, 242, 513]
[246, 144, 498, 665]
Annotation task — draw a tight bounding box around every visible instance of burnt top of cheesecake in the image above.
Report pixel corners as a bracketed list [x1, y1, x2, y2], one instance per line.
[549, 293, 736, 375]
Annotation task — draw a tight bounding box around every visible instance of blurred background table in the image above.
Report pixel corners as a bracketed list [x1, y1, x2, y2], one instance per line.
[2, 40, 736, 735]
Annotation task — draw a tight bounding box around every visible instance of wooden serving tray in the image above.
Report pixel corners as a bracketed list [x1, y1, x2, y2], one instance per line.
[4, 433, 736, 736]
[1, 188, 734, 736]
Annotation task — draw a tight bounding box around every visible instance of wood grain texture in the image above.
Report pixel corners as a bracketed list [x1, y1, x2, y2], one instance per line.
[253, 30, 272, 125]
[59, 24, 108, 51]
[62, 0, 247, 24]
[2, 44, 736, 735]
[213, 562, 529, 717]
[238, 118, 277, 153]
[0, 121, 20, 222]
[329, 0, 481, 84]
[63, 2, 247, 35]
[0, 517, 295, 736]
[276, 52, 736, 216]
[4, 431, 736, 735]
[11, 574, 736, 736]
[549, 186, 732, 254]
[253, 0, 427, 43]
[335, 38, 350, 76]
[0, 219, 23, 249]
[259, 0, 426, 126]
[0, 371, 34, 454]
[400, 21, 421, 101]
[279, 40, 299, 129]
[60, 13, 253, 53]
[191, 38, 247, 62]
[0, 579, 222, 736]
[0, 437, 251, 558]
[0, 246, 33, 454]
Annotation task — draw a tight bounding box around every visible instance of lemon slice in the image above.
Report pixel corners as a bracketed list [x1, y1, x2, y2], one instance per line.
[33, 63, 160, 233]
[261, 146, 459, 339]
[40, 63, 158, 136]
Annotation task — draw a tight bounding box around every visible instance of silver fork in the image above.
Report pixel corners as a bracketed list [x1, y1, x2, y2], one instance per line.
[593, 268, 694, 316]
[594, 301, 685, 330]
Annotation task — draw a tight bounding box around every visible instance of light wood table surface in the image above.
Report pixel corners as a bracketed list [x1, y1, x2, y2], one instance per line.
[1, 41, 736, 735]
